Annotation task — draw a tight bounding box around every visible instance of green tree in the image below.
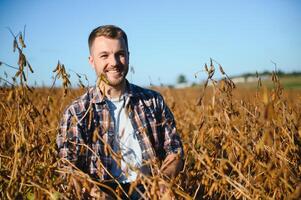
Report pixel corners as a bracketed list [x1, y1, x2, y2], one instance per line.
[177, 74, 187, 84]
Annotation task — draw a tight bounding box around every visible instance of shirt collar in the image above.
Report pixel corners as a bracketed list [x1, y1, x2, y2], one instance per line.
[91, 79, 137, 104]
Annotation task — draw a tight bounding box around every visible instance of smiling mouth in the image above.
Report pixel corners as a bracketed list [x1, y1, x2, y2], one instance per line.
[106, 69, 122, 74]
[104, 66, 123, 73]
[105, 68, 124, 77]
[106, 69, 121, 73]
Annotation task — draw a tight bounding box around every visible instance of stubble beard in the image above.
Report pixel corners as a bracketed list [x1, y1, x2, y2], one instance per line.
[102, 65, 129, 88]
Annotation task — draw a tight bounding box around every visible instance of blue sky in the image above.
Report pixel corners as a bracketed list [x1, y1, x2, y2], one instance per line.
[0, 0, 300, 87]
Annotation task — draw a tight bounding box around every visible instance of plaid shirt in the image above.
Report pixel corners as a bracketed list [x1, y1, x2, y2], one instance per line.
[57, 82, 183, 180]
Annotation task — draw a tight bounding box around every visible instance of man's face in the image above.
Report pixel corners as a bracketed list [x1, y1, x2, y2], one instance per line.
[89, 36, 129, 87]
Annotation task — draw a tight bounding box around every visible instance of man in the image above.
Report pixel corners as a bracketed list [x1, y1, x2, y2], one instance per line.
[57, 25, 184, 199]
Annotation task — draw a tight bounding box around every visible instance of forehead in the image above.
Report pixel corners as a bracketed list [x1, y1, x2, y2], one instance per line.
[91, 36, 127, 53]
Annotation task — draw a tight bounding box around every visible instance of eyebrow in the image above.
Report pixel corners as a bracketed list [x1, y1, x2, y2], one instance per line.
[97, 50, 127, 56]
[97, 51, 109, 55]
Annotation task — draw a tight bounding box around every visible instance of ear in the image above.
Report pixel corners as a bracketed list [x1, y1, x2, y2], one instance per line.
[88, 55, 95, 69]
[127, 51, 130, 64]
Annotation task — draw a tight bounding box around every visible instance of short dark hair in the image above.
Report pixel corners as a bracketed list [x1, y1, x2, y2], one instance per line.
[88, 25, 128, 52]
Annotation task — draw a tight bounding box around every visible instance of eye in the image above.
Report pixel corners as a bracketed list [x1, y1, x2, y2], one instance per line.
[99, 54, 108, 59]
[117, 52, 126, 58]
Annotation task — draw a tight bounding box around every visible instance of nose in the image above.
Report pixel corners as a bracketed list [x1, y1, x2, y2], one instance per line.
[109, 54, 120, 67]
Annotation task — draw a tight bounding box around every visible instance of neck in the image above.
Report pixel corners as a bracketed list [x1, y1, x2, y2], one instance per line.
[104, 81, 126, 99]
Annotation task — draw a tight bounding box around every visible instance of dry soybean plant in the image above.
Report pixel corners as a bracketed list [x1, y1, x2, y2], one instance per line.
[171, 59, 301, 199]
[0, 29, 61, 199]
[1, 31, 301, 199]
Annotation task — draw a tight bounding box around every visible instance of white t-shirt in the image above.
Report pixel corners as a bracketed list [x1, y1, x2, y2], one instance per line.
[106, 96, 143, 183]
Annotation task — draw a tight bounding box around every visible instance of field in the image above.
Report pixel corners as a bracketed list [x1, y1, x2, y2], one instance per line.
[235, 76, 301, 90]
[1, 35, 301, 199]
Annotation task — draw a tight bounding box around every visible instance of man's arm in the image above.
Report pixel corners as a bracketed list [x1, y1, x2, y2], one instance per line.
[157, 94, 184, 178]
[57, 106, 82, 167]
[160, 153, 184, 178]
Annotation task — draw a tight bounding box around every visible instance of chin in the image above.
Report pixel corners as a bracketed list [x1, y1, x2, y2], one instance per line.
[107, 77, 126, 87]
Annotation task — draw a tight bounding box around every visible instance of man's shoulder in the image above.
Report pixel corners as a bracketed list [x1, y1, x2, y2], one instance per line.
[63, 87, 95, 116]
[129, 83, 162, 100]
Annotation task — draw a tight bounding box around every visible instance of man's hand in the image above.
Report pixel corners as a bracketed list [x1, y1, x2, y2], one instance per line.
[159, 154, 183, 200]
[160, 153, 183, 179]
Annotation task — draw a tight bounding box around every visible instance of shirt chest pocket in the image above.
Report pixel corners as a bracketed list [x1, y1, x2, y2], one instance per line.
[88, 120, 114, 154]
